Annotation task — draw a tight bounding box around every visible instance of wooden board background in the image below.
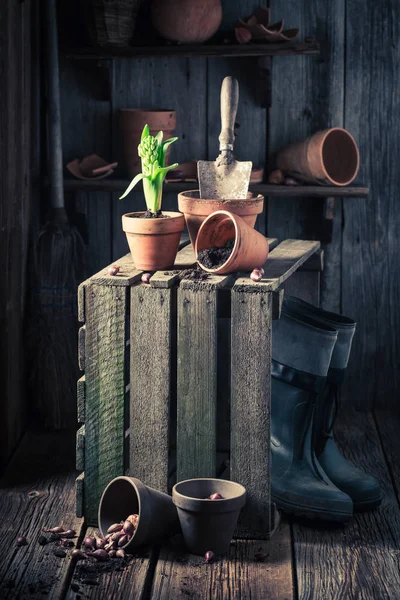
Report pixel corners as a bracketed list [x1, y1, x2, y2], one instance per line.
[0, 0, 31, 467]
[58, 0, 400, 411]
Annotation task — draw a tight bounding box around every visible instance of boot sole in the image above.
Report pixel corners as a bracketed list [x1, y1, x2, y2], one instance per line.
[354, 495, 383, 512]
[272, 495, 352, 522]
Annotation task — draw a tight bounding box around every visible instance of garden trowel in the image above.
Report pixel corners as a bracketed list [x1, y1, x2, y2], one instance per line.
[198, 76, 252, 199]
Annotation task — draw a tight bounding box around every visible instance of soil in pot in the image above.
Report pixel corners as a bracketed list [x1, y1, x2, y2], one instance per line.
[197, 240, 234, 269]
[141, 210, 170, 219]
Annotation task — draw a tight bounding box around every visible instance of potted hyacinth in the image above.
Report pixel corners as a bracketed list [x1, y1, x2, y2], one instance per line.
[121, 125, 185, 270]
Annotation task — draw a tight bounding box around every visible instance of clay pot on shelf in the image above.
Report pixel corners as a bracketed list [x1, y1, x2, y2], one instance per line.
[99, 476, 180, 552]
[86, 0, 142, 47]
[195, 210, 269, 275]
[120, 109, 176, 177]
[122, 211, 184, 271]
[277, 127, 360, 186]
[151, 0, 222, 43]
[172, 478, 246, 556]
[178, 190, 264, 250]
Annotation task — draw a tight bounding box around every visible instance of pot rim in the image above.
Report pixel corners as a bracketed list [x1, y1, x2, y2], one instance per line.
[122, 211, 185, 235]
[178, 189, 264, 209]
[312, 127, 360, 186]
[98, 476, 151, 549]
[172, 478, 246, 513]
[119, 108, 176, 113]
[195, 210, 240, 274]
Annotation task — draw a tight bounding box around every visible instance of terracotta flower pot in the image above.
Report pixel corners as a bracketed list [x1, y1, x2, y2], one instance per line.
[277, 127, 360, 186]
[151, 0, 222, 43]
[120, 109, 176, 177]
[172, 478, 246, 556]
[178, 190, 264, 250]
[99, 476, 180, 552]
[122, 211, 184, 271]
[195, 210, 269, 275]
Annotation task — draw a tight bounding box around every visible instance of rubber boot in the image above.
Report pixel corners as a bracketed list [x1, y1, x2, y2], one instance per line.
[282, 296, 382, 512]
[271, 310, 354, 521]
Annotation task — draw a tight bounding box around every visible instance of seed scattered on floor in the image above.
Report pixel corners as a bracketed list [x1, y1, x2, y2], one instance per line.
[54, 549, 67, 558]
[205, 550, 215, 563]
[17, 536, 28, 547]
[38, 536, 48, 546]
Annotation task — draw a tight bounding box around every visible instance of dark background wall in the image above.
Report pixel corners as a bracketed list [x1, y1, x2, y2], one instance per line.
[58, 0, 400, 412]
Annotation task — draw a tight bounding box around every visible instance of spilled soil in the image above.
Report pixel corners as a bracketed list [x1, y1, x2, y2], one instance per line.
[197, 240, 234, 269]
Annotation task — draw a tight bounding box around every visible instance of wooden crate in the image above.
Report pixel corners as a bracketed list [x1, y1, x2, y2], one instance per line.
[76, 238, 322, 537]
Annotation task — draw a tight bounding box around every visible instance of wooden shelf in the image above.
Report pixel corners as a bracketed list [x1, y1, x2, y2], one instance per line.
[64, 41, 320, 60]
[63, 179, 369, 197]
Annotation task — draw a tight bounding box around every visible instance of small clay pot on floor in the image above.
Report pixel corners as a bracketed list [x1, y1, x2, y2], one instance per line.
[195, 210, 269, 275]
[122, 211, 184, 270]
[99, 476, 180, 552]
[277, 127, 360, 186]
[120, 109, 176, 177]
[178, 190, 264, 250]
[172, 478, 246, 556]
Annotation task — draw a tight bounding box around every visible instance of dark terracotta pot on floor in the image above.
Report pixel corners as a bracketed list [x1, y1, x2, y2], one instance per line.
[178, 190, 264, 250]
[99, 476, 180, 552]
[151, 0, 222, 43]
[172, 478, 246, 556]
[122, 211, 184, 271]
[195, 210, 269, 275]
[120, 109, 176, 177]
[277, 127, 360, 186]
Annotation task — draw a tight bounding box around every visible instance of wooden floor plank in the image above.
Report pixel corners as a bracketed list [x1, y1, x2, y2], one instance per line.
[66, 527, 157, 600]
[374, 410, 400, 508]
[150, 521, 294, 600]
[292, 410, 400, 600]
[0, 430, 84, 599]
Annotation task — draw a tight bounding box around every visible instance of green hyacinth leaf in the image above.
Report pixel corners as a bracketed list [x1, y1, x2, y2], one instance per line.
[161, 137, 178, 167]
[155, 130, 163, 146]
[119, 173, 145, 199]
[140, 124, 150, 142]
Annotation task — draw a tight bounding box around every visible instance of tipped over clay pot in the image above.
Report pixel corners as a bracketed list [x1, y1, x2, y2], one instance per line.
[277, 127, 360, 186]
[195, 210, 269, 275]
[99, 477, 180, 552]
[178, 190, 264, 250]
[120, 109, 176, 177]
[122, 211, 184, 270]
[173, 478, 246, 556]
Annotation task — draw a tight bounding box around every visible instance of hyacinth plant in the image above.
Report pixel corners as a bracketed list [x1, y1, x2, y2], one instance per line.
[120, 124, 179, 214]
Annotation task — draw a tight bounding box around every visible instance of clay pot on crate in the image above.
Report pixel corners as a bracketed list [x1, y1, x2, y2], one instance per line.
[277, 127, 360, 186]
[195, 210, 269, 275]
[86, 0, 142, 47]
[99, 477, 181, 551]
[122, 211, 184, 270]
[120, 109, 176, 177]
[178, 190, 264, 250]
[172, 478, 246, 556]
[151, 0, 222, 43]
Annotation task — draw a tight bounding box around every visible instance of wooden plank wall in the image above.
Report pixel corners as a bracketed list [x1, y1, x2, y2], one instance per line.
[59, 0, 400, 411]
[0, 0, 31, 467]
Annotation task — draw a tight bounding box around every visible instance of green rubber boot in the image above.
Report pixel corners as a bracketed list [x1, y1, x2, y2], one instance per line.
[271, 310, 353, 521]
[282, 296, 382, 512]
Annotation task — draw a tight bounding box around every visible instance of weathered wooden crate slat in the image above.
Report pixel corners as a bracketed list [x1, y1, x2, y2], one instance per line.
[129, 283, 173, 493]
[76, 237, 322, 535]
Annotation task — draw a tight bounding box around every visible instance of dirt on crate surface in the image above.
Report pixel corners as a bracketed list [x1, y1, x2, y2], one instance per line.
[197, 240, 234, 269]
[178, 266, 210, 281]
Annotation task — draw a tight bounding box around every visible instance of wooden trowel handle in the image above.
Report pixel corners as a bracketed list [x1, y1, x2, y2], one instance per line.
[219, 76, 239, 152]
